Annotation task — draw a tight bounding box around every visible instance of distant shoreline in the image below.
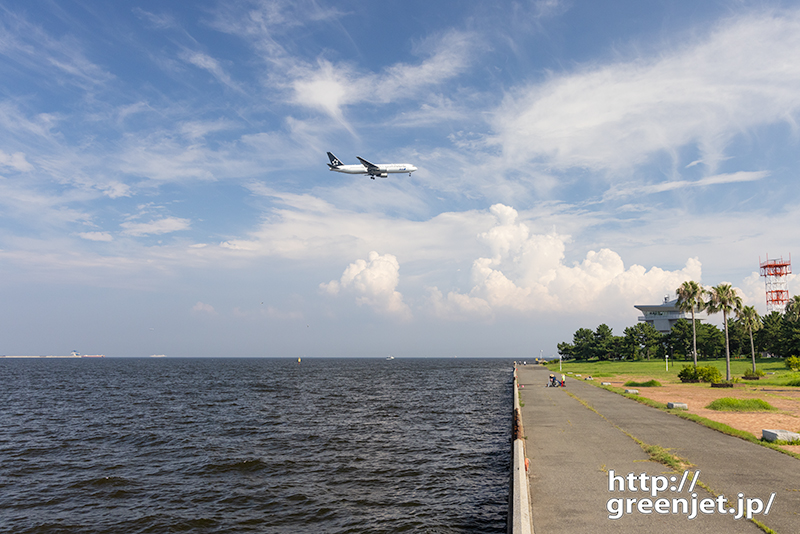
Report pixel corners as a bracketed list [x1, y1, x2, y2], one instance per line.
[0, 355, 105, 358]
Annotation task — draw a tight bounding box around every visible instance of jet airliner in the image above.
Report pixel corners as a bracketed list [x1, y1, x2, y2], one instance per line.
[327, 152, 417, 179]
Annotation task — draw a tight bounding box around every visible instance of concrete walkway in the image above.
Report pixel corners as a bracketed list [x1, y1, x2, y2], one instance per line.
[517, 365, 800, 533]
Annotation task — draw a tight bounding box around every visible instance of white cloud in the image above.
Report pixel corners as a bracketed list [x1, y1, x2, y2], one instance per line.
[179, 49, 242, 92]
[133, 8, 179, 30]
[192, 301, 216, 314]
[179, 119, 236, 140]
[430, 204, 703, 318]
[78, 231, 113, 242]
[321, 251, 412, 320]
[101, 182, 131, 199]
[290, 30, 475, 129]
[117, 133, 217, 182]
[0, 150, 33, 172]
[426, 286, 492, 320]
[218, 186, 493, 262]
[604, 171, 770, 200]
[120, 217, 191, 236]
[531, 0, 568, 19]
[490, 11, 800, 174]
[0, 9, 111, 89]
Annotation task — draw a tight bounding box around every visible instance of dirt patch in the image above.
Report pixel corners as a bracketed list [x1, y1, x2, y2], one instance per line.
[601, 376, 800, 453]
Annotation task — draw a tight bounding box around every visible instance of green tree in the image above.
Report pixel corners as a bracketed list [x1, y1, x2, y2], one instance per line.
[695, 322, 724, 359]
[593, 324, 616, 360]
[557, 341, 575, 360]
[572, 328, 596, 360]
[667, 319, 693, 360]
[705, 283, 743, 381]
[626, 322, 662, 361]
[735, 305, 762, 373]
[676, 280, 704, 367]
[785, 295, 800, 322]
[780, 301, 800, 358]
[756, 311, 784, 357]
[726, 317, 747, 358]
[621, 326, 639, 360]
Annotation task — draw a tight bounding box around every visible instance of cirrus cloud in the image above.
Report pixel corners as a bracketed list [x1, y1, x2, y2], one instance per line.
[78, 231, 113, 242]
[120, 217, 191, 236]
[491, 10, 800, 175]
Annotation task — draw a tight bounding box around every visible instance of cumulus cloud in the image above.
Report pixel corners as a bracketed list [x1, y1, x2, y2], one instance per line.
[120, 217, 191, 236]
[429, 204, 703, 318]
[490, 11, 800, 174]
[321, 251, 412, 320]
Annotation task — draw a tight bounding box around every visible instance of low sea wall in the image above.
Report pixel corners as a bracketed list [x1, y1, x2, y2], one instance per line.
[509, 365, 534, 534]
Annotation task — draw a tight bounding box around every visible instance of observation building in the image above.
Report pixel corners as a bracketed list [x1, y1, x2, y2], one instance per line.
[634, 297, 697, 334]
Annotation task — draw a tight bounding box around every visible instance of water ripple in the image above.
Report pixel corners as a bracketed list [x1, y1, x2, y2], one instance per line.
[0, 357, 511, 533]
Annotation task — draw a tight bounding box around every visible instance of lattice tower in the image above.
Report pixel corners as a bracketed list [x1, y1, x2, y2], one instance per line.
[760, 255, 792, 313]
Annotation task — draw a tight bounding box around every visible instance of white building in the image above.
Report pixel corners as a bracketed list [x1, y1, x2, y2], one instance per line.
[634, 297, 700, 333]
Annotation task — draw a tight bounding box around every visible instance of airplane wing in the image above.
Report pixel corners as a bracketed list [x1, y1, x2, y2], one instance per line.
[356, 156, 380, 174]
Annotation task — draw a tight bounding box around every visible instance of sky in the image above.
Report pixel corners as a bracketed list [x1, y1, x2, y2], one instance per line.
[1, 0, 799, 358]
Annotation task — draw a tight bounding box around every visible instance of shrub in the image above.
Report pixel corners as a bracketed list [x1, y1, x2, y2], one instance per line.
[678, 365, 698, 382]
[786, 356, 800, 371]
[742, 368, 766, 378]
[678, 364, 722, 383]
[696, 366, 723, 384]
[624, 379, 662, 387]
[706, 397, 776, 412]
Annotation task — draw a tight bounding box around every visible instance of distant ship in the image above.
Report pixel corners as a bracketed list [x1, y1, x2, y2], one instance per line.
[150, 354, 166, 358]
[73, 351, 105, 358]
[386, 355, 395, 360]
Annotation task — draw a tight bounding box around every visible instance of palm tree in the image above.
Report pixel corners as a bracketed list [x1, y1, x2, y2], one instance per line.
[676, 280, 704, 367]
[785, 295, 800, 322]
[735, 305, 762, 373]
[705, 284, 742, 381]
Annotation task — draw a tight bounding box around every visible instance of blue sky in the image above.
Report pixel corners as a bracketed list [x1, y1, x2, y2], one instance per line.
[1, 0, 798, 357]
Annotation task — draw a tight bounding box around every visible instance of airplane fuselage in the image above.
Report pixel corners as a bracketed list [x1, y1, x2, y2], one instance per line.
[329, 164, 416, 175]
[326, 152, 417, 179]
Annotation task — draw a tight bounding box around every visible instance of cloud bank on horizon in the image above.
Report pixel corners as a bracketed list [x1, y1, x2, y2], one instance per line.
[0, 0, 798, 357]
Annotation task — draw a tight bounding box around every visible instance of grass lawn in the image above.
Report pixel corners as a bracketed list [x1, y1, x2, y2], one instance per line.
[545, 357, 800, 386]
[705, 397, 777, 411]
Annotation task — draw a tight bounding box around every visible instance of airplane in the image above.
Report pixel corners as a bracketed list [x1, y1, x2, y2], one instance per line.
[327, 152, 417, 179]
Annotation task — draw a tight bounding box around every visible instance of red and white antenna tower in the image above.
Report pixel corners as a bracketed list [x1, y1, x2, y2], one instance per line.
[760, 254, 792, 313]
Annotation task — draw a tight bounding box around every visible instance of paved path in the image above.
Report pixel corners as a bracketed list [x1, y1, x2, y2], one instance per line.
[517, 365, 800, 534]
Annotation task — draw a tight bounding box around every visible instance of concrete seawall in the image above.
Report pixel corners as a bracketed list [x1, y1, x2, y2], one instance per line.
[509, 364, 534, 534]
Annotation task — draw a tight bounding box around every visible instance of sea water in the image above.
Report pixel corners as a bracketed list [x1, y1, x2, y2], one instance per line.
[0, 357, 512, 533]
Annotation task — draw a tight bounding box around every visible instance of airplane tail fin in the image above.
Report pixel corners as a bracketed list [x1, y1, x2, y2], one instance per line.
[327, 152, 343, 168]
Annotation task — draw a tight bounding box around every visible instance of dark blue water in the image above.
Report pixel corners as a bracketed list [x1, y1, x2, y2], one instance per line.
[0, 358, 512, 533]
